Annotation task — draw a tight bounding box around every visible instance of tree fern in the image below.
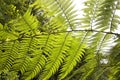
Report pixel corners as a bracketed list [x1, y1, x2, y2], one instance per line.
[0, 0, 120, 80]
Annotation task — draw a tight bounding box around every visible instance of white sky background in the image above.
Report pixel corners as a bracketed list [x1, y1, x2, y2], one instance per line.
[72, 0, 85, 18]
[72, 0, 120, 33]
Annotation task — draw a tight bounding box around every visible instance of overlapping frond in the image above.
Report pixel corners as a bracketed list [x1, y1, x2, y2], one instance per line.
[58, 37, 85, 80]
[81, 0, 120, 55]
[0, 23, 18, 41]
[0, 41, 19, 71]
[95, 0, 120, 32]
[31, 0, 79, 31]
[9, 8, 39, 35]
[39, 33, 72, 80]
[0, 8, 47, 80]
[108, 38, 120, 80]
[75, 0, 120, 79]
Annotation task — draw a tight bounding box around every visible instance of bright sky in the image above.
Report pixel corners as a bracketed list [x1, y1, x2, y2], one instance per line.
[72, 0, 85, 18]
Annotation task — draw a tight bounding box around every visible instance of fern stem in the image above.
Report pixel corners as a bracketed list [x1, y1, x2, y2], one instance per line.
[3, 41, 16, 71]
[41, 32, 70, 80]
[5, 29, 120, 43]
[75, 32, 88, 53]
[61, 32, 88, 79]
[48, 32, 69, 69]
[44, 34, 50, 47]
[27, 36, 33, 53]
[22, 16, 36, 35]
[90, 0, 99, 30]
[109, 1, 119, 32]
[51, 29, 120, 36]
[96, 33, 107, 66]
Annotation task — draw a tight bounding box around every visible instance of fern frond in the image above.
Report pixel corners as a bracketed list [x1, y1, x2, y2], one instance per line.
[8, 35, 47, 80]
[108, 38, 120, 80]
[0, 0, 120, 80]
[31, 0, 78, 31]
[58, 33, 86, 79]
[95, 0, 120, 32]
[81, 0, 120, 55]
[0, 9, 48, 80]
[77, 0, 120, 79]
[63, 49, 97, 80]
[39, 33, 72, 80]
[23, 54, 46, 80]
[22, 35, 48, 80]
[80, 0, 102, 30]
[79, 50, 97, 80]
[10, 8, 39, 35]
[0, 41, 19, 72]
[0, 23, 18, 41]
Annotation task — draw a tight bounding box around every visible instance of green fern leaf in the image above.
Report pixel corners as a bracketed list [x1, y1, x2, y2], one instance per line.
[59, 38, 85, 80]
[40, 33, 72, 80]
[11, 8, 39, 35]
